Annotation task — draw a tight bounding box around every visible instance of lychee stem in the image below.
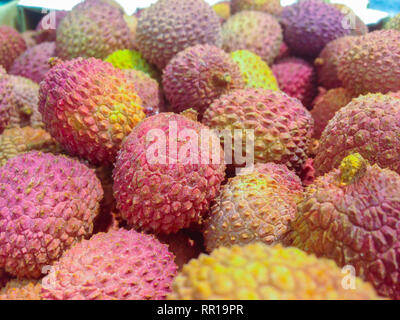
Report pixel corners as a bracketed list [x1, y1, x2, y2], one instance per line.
[339, 153, 367, 186]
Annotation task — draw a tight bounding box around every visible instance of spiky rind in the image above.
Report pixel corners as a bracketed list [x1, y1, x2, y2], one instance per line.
[168, 243, 380, 300]
[104, 50, 160, 80]
[136, 0, 222, 70]
[0, 280, 42, 300]
[0, 152, 103, 278]
[314, 94, 400, 176]
[222, 11, 282, 65]
[41, 229, 177, 300]
[288, 157, 400, 299]
[56, 1, 133, 60]
[203, 89, 314, 173]
[124, 69, 164, 117]
[230, 0, 282, 16]
[338, 30, 400, 95]
[0, 127, 61, 166]
[203, 172, 298, 252]
[281, 0, 351, 58]
[314, 36, 356, 90]
[10, 42, 56, 84]
[163, 45, 244, 115]
[272, 57, 317, 108]
[113, 113, 226, 234]
[0, 75, 42, 129]
[231, 50, 278, 91]
[39, 58, 145, 166]
[311, 87, 354, 138]
[0, 26, 27, 71]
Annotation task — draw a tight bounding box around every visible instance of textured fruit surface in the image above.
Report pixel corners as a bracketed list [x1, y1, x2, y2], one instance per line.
[212, 1, 231, 23]
[288, 154, 400, 299]
[169, 243, 380, 300]
[275, 42, 291, 61]
[338, 30, 400, 95]
[281, 0, 351, 58]
[10, 42, 56, 84]
[254, 163, 303, 202]
[124, 70, 164, 117]
[0, 280, 42, 300]
[163, 45, 244, 115]
[231, 50, 278, 91]
[39, 58, 145, 166]
[158, 230, 204, 270]
[314, 36, 356, 89]
[0, 75, 42, 129]
[203, 171, 298, 252]
[231, 0, 282, 15]
[104, 50, 160, 80]
[0, 26, 27, 71]
[56, 1, 133, 60]
[311, 87, 354, 138]
[203, 89, 314, 173]
[222, 11, 282, 65]
[41, 229, 177, 300]
[113, 113, 226, 234]
[272, 57, 317, 108]
[0, 152, 103, 278]
[314, 94, 400, 176]
[0, 81, 11, 134]
[36, 10, 68, 43]
[136, 0, 222, 70]
[0, 127, 61, 166]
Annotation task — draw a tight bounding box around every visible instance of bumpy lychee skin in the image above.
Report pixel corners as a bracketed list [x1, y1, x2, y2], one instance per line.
[314, 94, 400, 176]
[0, 280, 42, 300]
[0, 75, 42, 129]
[231, 0, 282, 16]
[0, 85, 11, 134]
[272, 57, 317, 108]
[203, 171, 298, 252]
[288, 154, 400, 299]
[0, 152, 103, 279]
[124, 70, 164, 117]
[35, 10, 68, 43]
[254, 163, 303, 202]
[56, 1, 134, 60]
[222, 11, 282, 65]
[338, 30, 400, 96]
[39, 58, 145, 166]
[9, 42, 56, 84]
[314, 36, 356, 90]
[104, 50, 160, 80]
[0, 26, 27, 71]
[281, 0, 351, 58]
[300, 158, 316, 187]
[163, 45, 244, 115]
[41, 229, 177, 300]
[169, 243, 380, 300]
[276, 42, 291, 61]
[311, 87, 354, 139]
[0, 127, 61, 166]
[203, 89, 314, 173]
[113, 112, 226, 235]
[136, 0, 222, 70]
[231, 50, 278, 91]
